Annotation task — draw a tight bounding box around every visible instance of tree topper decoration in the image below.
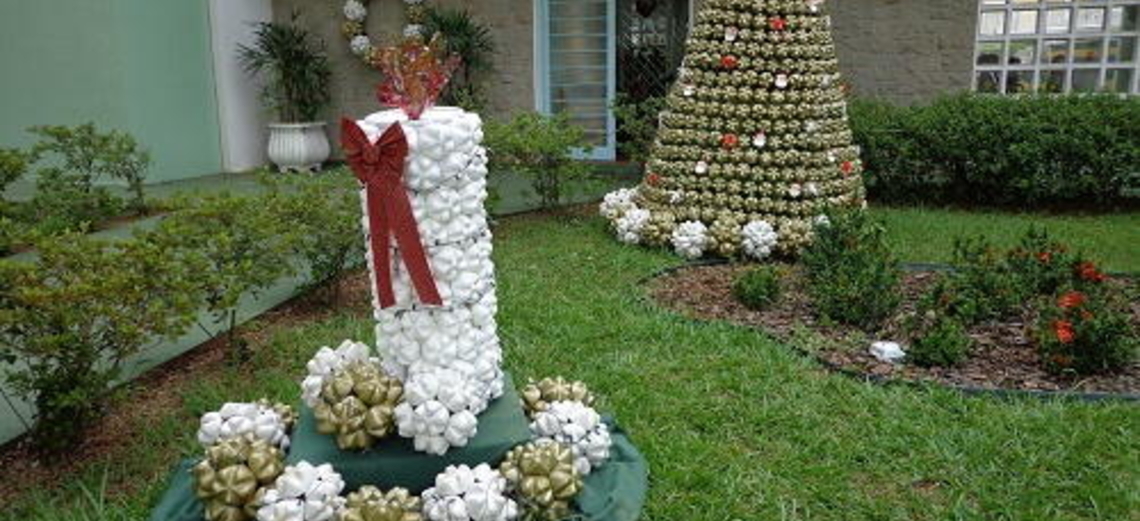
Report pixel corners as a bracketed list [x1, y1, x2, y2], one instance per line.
[375, 34, 461, 120]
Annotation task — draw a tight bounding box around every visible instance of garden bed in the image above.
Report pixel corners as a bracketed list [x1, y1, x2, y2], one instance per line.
[648, 263, 1140, 396]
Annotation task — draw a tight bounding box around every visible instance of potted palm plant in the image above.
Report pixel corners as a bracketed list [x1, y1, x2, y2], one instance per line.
[238, 13, 333, 172]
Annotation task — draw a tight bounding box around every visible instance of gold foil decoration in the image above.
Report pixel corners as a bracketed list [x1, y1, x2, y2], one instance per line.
[313, 360, 404, 450]
[520, 377, 595, 419]
[192, 435, 285, 521]
[338, 486, 423, 521]
[499, 441, 583, 521]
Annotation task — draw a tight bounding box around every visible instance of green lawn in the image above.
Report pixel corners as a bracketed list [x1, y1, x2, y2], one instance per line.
[9, 207, 1139, 521]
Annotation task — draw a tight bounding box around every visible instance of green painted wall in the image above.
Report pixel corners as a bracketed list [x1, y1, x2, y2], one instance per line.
[0, 0, 222, 184]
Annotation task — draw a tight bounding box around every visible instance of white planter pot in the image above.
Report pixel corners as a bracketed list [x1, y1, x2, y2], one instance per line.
[267, 122, 330, 173]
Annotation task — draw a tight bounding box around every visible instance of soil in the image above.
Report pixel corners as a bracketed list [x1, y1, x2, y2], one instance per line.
[0, 270, 373, 504]
[648, 263, 1140, 396]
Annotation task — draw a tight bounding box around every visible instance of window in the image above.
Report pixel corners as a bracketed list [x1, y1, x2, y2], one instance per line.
[974, 1, 1140, 94]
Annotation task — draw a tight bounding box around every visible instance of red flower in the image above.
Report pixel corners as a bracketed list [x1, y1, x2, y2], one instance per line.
[720, 55, 739, 69]
[1057, 291, 1086, 310]
[1053, 320, 1075, 344]
[769, 17, 787, 31]
[720, 133, 739, 149]
[840, 160, 855, 175]
[645, 172, 661, 187]
[1076, 261, 1107, 283]
[1037, 251, 1052, 264]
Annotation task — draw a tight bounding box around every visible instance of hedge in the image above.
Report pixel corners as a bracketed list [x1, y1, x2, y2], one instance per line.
[849, 93, 1140, 206]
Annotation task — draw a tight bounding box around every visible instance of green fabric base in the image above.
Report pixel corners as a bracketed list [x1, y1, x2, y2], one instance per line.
[148, 375, 648, 520]
[286, 374, 533, 493]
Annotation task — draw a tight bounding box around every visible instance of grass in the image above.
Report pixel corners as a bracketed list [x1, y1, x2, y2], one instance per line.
[7, 207, 1139, 521]
[874, 205, 1140, 273]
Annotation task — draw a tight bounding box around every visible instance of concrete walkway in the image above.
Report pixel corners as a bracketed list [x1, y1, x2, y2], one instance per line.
[0, 165, 639, 444]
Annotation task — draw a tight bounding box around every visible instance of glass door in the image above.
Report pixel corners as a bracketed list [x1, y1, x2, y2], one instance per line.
[537, 0, 617, 160]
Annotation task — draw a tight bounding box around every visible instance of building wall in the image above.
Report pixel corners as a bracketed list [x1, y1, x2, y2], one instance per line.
[0, 0, 223, 183]
[271, 0, 534, 151]
[830, 0, 978, 104]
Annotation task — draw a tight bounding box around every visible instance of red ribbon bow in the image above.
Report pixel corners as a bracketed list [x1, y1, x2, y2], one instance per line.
[341, 118, 443, 309]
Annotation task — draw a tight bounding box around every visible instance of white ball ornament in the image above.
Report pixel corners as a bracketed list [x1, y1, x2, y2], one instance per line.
[422, 464, 519, 521]
[530, 401, 613, 476]
[256, 462, 346, 521]
[349, 35, 373, 57]
[670, 220, 708, 260]
[615, 207, 650, 245]
[301, 340, 375, 408]
[343, 0, 367, 22]
[741, 220, 779, 260]
[197, 402, 293, 451]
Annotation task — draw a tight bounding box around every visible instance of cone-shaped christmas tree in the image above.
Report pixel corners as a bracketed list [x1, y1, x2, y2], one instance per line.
[601, 0, 865, 259]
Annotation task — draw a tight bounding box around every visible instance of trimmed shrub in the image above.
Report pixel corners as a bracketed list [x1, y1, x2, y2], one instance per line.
[802, 210, 900, 330]
[0, 232, 199, 452]
[484, 112, 595, 210]
[733, 266, 781, 310]
[850, 93, 1140, 206]
[907, 315, 971, 368]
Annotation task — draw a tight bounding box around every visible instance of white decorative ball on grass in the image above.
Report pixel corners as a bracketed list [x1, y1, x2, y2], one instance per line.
[599, 187, 638, 220]
[530, 401, 612, 476]
[422, 464, 519, 521]
[394, 368, 485, 455]
[741, 220, 779, 260]
[671, 220, 709, 260]
[301, 340, 377, 409]
[256, 462, 345, 521]
[615, 208, 650, 245]
[197, 402, 292, 451]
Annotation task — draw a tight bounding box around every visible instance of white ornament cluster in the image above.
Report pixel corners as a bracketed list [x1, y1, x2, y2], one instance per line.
[256, 462, 346, 521]
[394, 368, 484, 455]
[530, 401, 612, 476]
[343, 0, 366, 22]
[355, 108, 504, 455]
[197, 402, 292, 451]
[600, 187, 654, 245]
[422, 464, 519, 521]
[301, 340, 377, 409]
[342, 0, 430, 58]
[671, 220, 709, 260]
[740, 220, 780, 261]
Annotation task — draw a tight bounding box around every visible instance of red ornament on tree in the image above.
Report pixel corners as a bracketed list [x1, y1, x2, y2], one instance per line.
[646, 172, 662, 186]
[720, 55, 739, 69]
[720, 133, 740, 149]
[769, 17, 787, 31]
[840, 160, 855, 175]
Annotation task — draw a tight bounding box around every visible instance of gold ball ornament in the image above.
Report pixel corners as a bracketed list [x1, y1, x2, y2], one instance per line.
[313, 360, 404, 450]
[339, 486, 423, 521]
[521, 377, 595, 419]
[499, 441, 584, 521]
[192, 435, 285, 521]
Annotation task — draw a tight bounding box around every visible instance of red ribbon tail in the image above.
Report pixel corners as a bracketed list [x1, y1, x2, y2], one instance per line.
[367, 184, 397, 308]
[387, 184, 443, 306]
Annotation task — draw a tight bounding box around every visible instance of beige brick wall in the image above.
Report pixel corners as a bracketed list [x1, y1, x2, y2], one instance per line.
[271, 0, 534, 152]
[272, 0, 976, 151]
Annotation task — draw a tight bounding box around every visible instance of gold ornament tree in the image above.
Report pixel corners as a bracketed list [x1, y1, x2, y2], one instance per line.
[602, 0, 865, 259]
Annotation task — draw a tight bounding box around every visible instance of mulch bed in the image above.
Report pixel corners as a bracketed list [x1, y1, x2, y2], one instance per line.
[0, 270, 373, 504]
[648, 263, 1140, 396]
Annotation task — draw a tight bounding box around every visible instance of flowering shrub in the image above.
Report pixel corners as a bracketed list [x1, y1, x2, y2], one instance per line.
[1035, 289, 1136, 375]
[801, 210, 900, 330]
[924, 236, 1023, 325]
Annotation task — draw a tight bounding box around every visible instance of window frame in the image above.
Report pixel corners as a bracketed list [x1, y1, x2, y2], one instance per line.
[973, 0, 1140, 95]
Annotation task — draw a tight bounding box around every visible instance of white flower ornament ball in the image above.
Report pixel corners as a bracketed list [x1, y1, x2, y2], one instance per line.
[615, 208, 650, 245]
[197, 402, 292, 450]
[599, 187, 638, 220]
[394, 368, 485, 455]
[530, 401, 612, 476]
[256, 462, 346, 521]
[422, 464, 519, 521]
[343, 0, 367, 22]
[741, 220, 779, 260]
[670, 220, 708, 260]
[349, 35, 373, 57]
